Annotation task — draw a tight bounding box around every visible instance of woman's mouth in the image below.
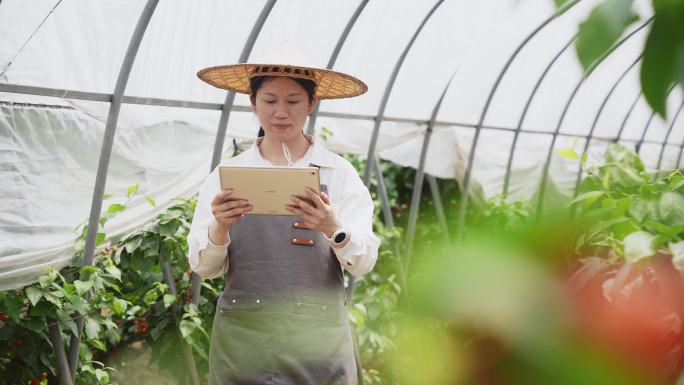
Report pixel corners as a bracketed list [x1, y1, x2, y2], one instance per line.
[273, 124, 290, 129]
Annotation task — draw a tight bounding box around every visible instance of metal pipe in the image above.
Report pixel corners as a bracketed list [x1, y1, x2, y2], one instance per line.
[503, 33, 578, 197]
[362, 0, 445, 186]
[456, 0, 581, 240]
[656, 101, 684, 171]
[67, 0, 159, 378]
[404, 72, 456, 269]
[6, 81, 671, 139]
[307, 0, 369, 135]
[536, 17, 653, 219]
[426, 175, 449, 242]
[635, 84, 677, 154]
[192, 0, 277, 306]
[47, 319, 74, 385]
[615, 91, 642, 142]
[676, 137, 684, 170]
[572, 53, 643, 196]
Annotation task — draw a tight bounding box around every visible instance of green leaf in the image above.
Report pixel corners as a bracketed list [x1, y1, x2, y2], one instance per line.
[38, 275, 51, 288]
[659, 192, 684, 225]
[143, 289, 159, 305]
[25, 287, 43, 306]
[127, 183, 140, 198]
[95, 368, 110, 384]
[75, 280, 94, 295]
[179, 319, 197, 339]
[112, 298, 127, 316]
[89, 339, 107, 351]
[576, 0, 639, 70]
[144, 194, 156, 207]
[159, 219, 181, 237]
[558, 148, 579, 160]
[568, 190, 605, 206]
[623, 230, 655, 263]
[640, 3, 684, 118]
[105, 265, 122, 281]
[96, 232, 106, 246]
[163, 294, 176, 309]
[4, 293, 24, 322]
[106, 203, 126, 214]
[85, 317, 101, 340]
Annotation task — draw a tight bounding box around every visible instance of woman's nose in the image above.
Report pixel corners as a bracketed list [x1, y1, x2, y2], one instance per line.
[274, 102, 288, 117]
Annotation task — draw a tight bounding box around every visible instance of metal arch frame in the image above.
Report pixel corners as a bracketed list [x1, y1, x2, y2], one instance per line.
[535, 17, 654, 218]
[502, 33, 578, 197]
[362, 0, 445, 186]
[571, 53, 644, 196]
[615, 91, 643, 142]
[189, 0, 276, 308]
[404, 71, 457, 271]
[635, 83, 677, 154]
[62, 1, 161, 383]
[306, 0, 369, 136]
[656, 101, 684, 171]
[676, 129, 684, 169]
[455, 0, 581, 240]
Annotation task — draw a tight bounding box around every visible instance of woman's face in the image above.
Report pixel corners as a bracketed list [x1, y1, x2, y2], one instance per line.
[251, 77, 317, 142]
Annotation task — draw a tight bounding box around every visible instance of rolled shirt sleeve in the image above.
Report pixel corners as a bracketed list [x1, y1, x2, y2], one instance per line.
[187, 167, 230, 279]
[330, 160, 381, 278]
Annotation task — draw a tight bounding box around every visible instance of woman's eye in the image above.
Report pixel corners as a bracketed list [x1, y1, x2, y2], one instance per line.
[287, 100, 300, 105]
[264, 100, 276, 104]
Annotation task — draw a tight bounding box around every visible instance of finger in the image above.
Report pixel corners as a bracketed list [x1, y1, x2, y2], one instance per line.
[212, 188, 233, 206]
[218, 199, 249, 212]
[320, 191, 330, 205]
[286, 205, 316, 223]
[218, 205, 252, 218]
[290, 196, 317, 214]
[305, 187, 325, 207]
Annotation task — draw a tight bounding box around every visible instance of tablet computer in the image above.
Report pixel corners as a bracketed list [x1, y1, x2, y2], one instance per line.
[218, 166, 320, 215]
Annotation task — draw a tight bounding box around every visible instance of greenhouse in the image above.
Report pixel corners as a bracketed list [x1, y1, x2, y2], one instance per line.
[1, 0, 684, 384]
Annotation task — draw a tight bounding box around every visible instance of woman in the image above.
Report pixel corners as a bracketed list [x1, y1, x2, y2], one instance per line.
[187, 57, 380, 385]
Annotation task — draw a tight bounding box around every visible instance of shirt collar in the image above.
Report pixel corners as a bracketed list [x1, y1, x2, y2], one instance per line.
[250, 133, 336, 168]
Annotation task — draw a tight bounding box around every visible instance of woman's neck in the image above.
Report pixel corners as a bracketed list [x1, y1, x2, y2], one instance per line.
[258, 134, 310, 166]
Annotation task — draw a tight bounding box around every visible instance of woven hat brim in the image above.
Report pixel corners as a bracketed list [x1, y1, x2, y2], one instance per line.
[197, 64, 368, 100]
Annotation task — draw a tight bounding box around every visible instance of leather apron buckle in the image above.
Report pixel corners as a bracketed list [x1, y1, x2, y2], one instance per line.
[292, 238, 315, 246]
[292, 221, 311, 229]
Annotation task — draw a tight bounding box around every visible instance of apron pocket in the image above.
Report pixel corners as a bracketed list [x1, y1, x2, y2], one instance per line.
[210, 310, 275, 384]
[275, 315, 350, 384]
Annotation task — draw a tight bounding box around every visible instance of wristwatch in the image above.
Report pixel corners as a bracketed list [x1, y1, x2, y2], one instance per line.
[328, 228, 348, 246]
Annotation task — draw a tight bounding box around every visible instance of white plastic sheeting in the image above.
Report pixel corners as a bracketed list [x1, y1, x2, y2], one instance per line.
[1, 0, 683, 289]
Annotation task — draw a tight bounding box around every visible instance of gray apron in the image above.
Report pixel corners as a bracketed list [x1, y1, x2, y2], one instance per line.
[208, 185, 357, 385]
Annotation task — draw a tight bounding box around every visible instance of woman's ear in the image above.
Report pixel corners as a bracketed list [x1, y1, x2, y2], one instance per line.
[250, 96, 257, 112]
[308, 95, 318, 115]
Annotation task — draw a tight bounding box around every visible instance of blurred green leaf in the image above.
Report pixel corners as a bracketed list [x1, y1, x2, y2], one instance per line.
[641, 0, 684, 118]
[576, 0, 638, 70]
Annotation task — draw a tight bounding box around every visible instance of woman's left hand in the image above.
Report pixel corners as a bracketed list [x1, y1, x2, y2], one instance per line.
[286, 187, 340, 237]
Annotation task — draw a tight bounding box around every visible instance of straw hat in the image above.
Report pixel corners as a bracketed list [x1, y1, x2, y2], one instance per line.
[197, 42, 367, 100]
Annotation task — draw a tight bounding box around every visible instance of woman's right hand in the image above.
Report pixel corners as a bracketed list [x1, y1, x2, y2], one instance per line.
[209, 188, 252, 244]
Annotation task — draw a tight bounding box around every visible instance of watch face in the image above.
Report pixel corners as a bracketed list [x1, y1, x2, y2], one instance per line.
[334, 232, 346, 244]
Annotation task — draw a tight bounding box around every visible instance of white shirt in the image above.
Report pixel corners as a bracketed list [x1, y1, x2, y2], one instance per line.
[186, 134, 381, 279]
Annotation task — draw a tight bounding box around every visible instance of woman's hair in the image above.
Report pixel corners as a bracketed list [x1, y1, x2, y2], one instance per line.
[249, 76, 317, 137]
